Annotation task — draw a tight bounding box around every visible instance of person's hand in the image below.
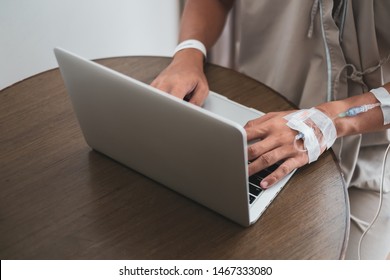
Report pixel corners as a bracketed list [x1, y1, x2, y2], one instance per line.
[244, 111, 311, 189]
[151, 49, 209, 106]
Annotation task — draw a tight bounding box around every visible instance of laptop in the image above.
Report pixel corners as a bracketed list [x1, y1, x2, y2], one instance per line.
[54, 47, 294, 226]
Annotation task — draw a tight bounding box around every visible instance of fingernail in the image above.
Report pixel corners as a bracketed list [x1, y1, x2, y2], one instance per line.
[260, 181, 269, 189]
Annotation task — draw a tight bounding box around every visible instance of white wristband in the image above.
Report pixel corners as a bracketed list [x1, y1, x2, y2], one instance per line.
[370, 87, 390, 125]
[173, 39, 207, 59]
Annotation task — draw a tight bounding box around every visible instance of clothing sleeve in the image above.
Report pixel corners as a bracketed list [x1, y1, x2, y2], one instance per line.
[370, 87, 390, 125]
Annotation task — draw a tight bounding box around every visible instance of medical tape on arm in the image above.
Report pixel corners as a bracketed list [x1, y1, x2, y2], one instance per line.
[370, 87, 390, 125]
[284, 108, 337, 163]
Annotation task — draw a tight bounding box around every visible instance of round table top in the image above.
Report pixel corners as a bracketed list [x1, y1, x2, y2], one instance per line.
[0, 56, 349, 259]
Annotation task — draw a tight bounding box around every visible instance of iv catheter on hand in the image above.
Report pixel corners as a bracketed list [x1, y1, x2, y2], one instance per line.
[292, 103, 381, 153]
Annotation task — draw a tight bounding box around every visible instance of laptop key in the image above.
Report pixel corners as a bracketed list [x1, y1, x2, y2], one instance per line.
[249, 174, 262, 185]
[257, 169, 270, 179]
[248, 162, 279, 205]
[249, 183, 262, 196]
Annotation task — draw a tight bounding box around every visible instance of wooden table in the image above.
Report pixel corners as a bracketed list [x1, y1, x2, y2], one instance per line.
[0, 56, 349, 259]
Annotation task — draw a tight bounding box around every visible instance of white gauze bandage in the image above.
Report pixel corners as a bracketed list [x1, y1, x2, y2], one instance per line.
[284, 108, 337, 163]
[370, 87, 390, 125]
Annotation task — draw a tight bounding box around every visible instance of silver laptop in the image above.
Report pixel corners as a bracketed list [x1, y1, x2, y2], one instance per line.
[54, 47, 294, 226]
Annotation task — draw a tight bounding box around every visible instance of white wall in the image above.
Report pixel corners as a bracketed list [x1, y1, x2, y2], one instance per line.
[0, 0, 180, 90]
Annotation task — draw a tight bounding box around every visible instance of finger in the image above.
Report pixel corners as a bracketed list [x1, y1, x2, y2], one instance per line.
[244, 112, 278, 129]
[248, 150, 280, 177]
[170, 83, 196, 100]
[248, 142, 301, 176]
[150, 79, 174, 95]
[150, 78, 159, 88]
[188, 83, 209, 107]
[153, 76, 197, 101]
[260, 156, 307, 189]
[247, 127, 299, 161]
[247, 138, 279, 161]
[244, 115, 279, 141]
[245, 127, 268, 142]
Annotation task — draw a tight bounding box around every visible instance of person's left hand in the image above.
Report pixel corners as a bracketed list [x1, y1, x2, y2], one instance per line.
[244, 111, 310, 189]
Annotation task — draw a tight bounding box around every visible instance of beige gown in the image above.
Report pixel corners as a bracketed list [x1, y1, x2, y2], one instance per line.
[210, 0, 390, 259]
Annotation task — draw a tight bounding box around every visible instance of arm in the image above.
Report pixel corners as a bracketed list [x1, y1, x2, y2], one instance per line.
[245, 83, 390, 189]
[179, 0, 234, 48]
[317, 84, 390, 137]
[151, 0, 235, 106]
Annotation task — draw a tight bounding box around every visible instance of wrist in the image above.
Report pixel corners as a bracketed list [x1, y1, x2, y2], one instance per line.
[173, 39, 207, 60]
[315, 101, 348, 137]
[172, 48, 205, 69]
[315, 91, 385, 137]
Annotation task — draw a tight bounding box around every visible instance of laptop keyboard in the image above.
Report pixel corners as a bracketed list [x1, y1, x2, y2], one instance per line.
[248, 162, 280, 204]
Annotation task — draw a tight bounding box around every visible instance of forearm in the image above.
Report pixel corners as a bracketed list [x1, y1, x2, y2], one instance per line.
[179, 0, 234, 49]
[316, 83, 390, 137]
[151, 1, 233, 105]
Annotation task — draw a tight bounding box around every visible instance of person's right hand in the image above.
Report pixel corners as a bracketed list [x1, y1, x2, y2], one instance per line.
[151, 49, 209, 106]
